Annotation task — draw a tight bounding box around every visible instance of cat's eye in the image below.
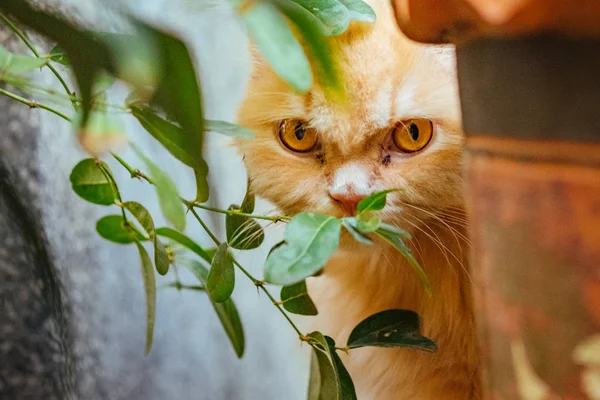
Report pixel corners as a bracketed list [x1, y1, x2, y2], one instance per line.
[278, 120, 318, 153]
[392, 119, 433, 153]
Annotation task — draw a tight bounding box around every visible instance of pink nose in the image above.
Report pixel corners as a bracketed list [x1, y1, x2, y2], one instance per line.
[329, 192, 367, 215]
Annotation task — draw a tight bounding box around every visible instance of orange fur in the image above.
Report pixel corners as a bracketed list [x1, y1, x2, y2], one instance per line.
[235, 0, 481, 398]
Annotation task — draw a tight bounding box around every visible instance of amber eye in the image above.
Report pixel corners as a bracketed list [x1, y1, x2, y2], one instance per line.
[278, 120, 318, 153]
[392, 119, 433, 153]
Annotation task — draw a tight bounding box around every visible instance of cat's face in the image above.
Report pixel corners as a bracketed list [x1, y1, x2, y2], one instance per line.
[236, 0, 463, 238]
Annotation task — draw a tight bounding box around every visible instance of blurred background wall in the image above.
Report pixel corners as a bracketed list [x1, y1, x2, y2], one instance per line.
[0, 0, 309, 398]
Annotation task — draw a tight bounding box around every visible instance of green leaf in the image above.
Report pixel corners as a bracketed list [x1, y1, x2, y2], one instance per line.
[134, 147, 186, 232]
[280, 280, 318, 316]
[327, 337, 357, 400]
[123, 201, 170, 275]
[3, 1, 203, 142]
[130, 106, 210, 203]
[205, 120, 254, 140]
[95, 32, 160, 91]
[346, 309, 437, 352]
[122, 201, 154, 236]
[1, 1, 115, 127]
[290, 0, 350, 36]
[356, 215, 381, 233]
[130, 105, 196, 167]
[341, 218, 372, 245]
[207, 243, 235, 303]
[243, 1, 313, 92]
[374, 227, 432, 295]
[183, 259, 245, 358]
[69, 158, 117, 205]
[119, 24, 210, 204]
[306, 332, 357, 400]
[194, 162, 210, 203]
[307, 350, 322, 400]
[133, 19, 204, 160]
[155, 227, 211, 263]
[48, 32, 159, 90]
[378, 222, 411, 239]
[96, 215, 147, 244]
[357, 189, 396, 215]
[135, 241, 157, 355]
[92, 72, 116, 96]
[274, 0, 342, 96]
[338, 0, 376, 23]
[154, 240, 170, 275]
[264, 213, 341, 285]
[204, 247, 219, 261]
[0, 46, 46, 75]
[48, 44, 69, 65]
[307, 332, 339, 400]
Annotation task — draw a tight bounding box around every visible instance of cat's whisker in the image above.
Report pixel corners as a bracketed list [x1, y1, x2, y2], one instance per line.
[405, 230, 426, 266]
[406, 213, 473, 285]
[401, 202, 472, 248]
[230, 218, 262, 248]
[399, 214, 459, 280]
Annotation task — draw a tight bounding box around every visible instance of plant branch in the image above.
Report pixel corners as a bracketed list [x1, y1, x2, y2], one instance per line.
[0, 12, 39, 56]
[110, 152, 153, 184]
[0, 12, 77, 109]
[159, 282, 205, 291]
[110, 154, 305, 339]
[98, 162, 128, 222]
[188, 207, 305, 339]
[0, 87, 71, 122]
[111, 153, 288, 223]
[193, 203, 290, 223]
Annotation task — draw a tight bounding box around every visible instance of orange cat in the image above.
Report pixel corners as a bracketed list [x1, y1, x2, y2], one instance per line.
[235, 0, 481, 398]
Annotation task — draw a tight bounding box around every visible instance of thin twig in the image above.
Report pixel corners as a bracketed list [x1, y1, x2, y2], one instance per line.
[0, 12, 77, 109]
[188, 207, 305, 339]
[0, 87, 71, 122]
[110, 152, 153, 184]
[193, 203, 290, 223]
[98, 162, 128, 222]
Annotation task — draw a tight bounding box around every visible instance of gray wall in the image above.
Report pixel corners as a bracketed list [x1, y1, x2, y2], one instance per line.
[0, 0, 309, 398]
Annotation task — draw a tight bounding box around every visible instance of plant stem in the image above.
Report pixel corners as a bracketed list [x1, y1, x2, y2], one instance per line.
[98, 162, 128, 222]
[159, 282, 205, 291]
[0, 87, 71, 122]
[193, 203, 290, 223]
[110, 152, 153, 184]
[0, 12, 77, 109]
[111, 153, 288, 223]
[110, 154, 305, 339]
[2, 75, 126, 111]
[188, 207, 305, 339]
[0, 13, 38, 56]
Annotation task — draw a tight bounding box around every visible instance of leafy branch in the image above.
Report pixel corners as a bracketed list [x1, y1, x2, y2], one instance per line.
[0, 12, 76, 108]
[0, 1, 438, 398]
[0, 86, 71, 121]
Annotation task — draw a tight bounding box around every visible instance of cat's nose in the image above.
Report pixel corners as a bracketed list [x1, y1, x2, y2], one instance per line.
[329, 191, 367, 215]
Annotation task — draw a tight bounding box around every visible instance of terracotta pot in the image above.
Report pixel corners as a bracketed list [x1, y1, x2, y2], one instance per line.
[458, 36, 600, 399]
[390, 0, 600, 44]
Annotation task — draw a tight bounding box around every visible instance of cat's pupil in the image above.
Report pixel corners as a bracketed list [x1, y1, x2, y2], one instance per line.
[409, 123, 419, 141]
[295, 123, 306, 140]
